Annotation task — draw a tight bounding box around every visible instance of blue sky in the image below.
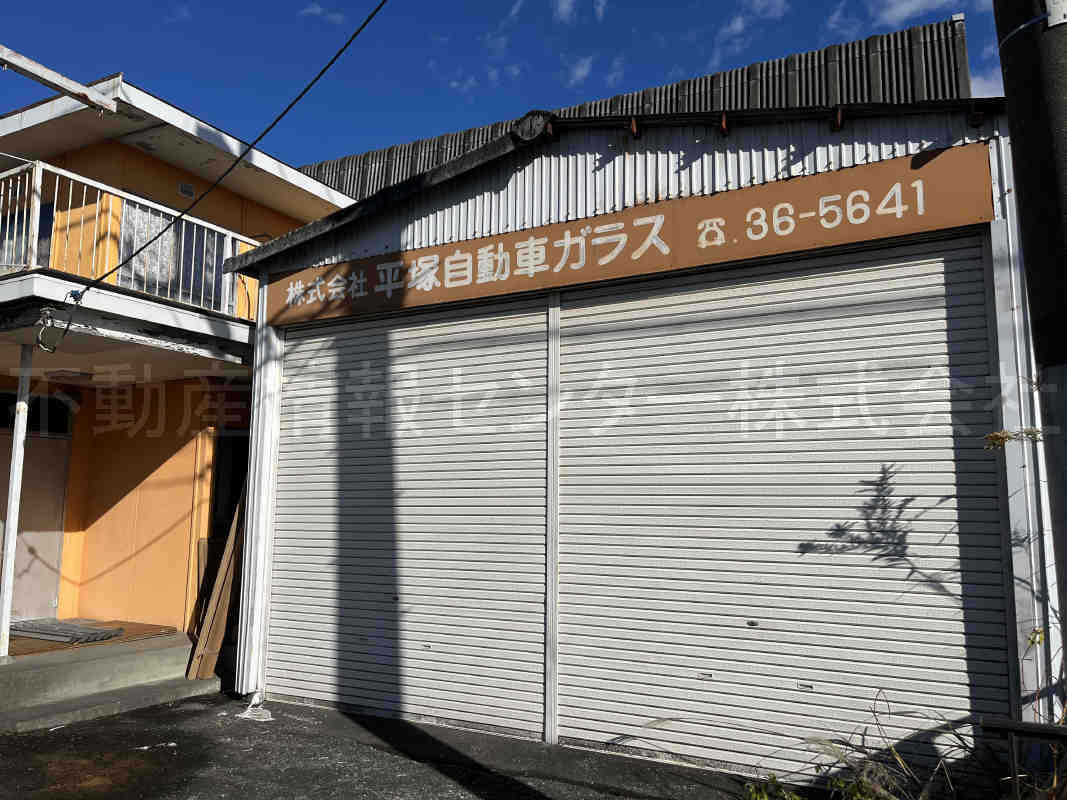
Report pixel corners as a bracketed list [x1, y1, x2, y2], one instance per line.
[3, 0, 1003, 170]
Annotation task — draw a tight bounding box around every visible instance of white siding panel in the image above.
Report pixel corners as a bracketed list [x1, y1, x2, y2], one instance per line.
[268, 300, 549, 736]
[556, 236, 1011, 777]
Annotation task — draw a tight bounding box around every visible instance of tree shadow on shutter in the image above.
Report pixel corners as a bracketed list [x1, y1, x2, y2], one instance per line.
[781, 247, 1021, 795]
[796, 463, 960, 603]
[794, 460, 1012, 793]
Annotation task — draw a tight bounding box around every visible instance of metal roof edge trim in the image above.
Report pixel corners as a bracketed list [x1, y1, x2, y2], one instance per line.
[547, 98, 1006, 129]
[0, 73, 124, 124]
[116, 81, 357, 210]
[225, 111, 554, 275]
[224, 99, 1004, 277]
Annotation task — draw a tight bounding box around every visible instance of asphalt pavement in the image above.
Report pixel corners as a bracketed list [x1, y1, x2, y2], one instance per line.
[0, 693, 749, 800]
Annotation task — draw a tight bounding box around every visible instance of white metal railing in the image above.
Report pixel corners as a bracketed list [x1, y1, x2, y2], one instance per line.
[0, 161, 257, 317]
[0, 162, 37, 269]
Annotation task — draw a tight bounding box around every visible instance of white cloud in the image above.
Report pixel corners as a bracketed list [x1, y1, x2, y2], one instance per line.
[747, 0, 788, 19]
[605, 55, 624, 88]
[594, 0, 607, 21]
[484, 0, 524, 56]
[554, 0, 577, 23]
[300, 2, 344, 23]
[722, 14, 747, 37]
[507, 63, 522, 78]
[449, 75, 479, 93]
[488, 66, 501, 85]
[165, 3, 191, 22]
[708, 47, 724, 71]
[706, 0, 793, 73]
[826, 0, 863, 38]
[982, 39, 998, 62]
[971, 67, 1004, 97]
[708, 14, 752, 72]
[567, 55, 595, 87]
[866, 0, 953, 27]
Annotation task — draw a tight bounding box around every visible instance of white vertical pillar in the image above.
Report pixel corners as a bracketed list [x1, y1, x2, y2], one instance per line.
[25, 162, 42, 269]
[545, 292, 560, 744]
[221, 236, 234, 315]
[235, 276, 283, 695]
[0, 344, 33, 660]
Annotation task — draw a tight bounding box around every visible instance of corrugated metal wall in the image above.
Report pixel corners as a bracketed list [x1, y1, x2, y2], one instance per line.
[286, 111, 1001, 270]
[301, 18, 970, 204]
[555, 234, 1010, 776]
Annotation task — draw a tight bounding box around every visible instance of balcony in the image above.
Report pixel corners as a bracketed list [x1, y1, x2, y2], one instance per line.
[0, 161, 258, 321]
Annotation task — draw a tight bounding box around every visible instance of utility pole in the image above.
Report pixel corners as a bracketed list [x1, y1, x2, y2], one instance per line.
[992, 0, 1067, 712]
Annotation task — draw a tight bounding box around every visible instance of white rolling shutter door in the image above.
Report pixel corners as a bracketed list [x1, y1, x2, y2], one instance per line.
[268, 301, 548, 736]
[556, 236, 1010, 775]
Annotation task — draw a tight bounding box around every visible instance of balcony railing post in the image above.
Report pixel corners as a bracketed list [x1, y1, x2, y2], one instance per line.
[222, 235, 234, 315]
[8, 159, 256, 318]
[24, 161, 42, 269]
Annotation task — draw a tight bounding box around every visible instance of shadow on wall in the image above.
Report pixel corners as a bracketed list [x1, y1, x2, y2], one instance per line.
[263, 244, 558, 799]
[579, 246, 1020, 789]
[58, 378, 249, 630]
[248, 157, 1011, 793]
[792, 462, 1010, 793]
[796, 464, 959, 603]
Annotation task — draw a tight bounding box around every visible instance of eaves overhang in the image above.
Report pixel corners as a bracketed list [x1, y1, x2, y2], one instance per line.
[0, 75, 356, 223]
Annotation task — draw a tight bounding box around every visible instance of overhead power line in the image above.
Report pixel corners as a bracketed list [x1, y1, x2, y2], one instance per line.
[37, 0, 390, 352]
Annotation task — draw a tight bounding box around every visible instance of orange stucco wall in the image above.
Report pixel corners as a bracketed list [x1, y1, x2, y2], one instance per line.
[30, 138, 290, 627]
[45, 173, 123, 282]
[57, 379, 249, 631]
[234, 240, 260, 322]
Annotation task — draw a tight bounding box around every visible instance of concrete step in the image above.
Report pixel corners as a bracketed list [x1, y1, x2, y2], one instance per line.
[0, 676, 222, 734]
[0, 633, 194, 711]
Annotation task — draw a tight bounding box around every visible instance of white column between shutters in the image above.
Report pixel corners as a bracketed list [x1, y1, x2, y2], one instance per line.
[236, 277, 284, 696]
[546, 291, 561, 744]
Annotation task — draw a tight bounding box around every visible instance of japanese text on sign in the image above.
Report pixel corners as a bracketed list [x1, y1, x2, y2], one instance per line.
[267, 144, 993, 325]
[283, 215, 671, 309]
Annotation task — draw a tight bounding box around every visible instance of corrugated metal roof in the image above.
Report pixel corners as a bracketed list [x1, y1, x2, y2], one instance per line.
[301, 16, 971, 202]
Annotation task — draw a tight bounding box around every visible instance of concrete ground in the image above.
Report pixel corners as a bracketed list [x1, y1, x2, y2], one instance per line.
[0, 693, 751, 800]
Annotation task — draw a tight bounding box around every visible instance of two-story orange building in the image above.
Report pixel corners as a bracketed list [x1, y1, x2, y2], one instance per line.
[0, 74, 353, 709]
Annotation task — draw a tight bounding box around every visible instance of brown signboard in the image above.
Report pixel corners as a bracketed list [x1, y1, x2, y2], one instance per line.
[266, 143, 993, 326]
